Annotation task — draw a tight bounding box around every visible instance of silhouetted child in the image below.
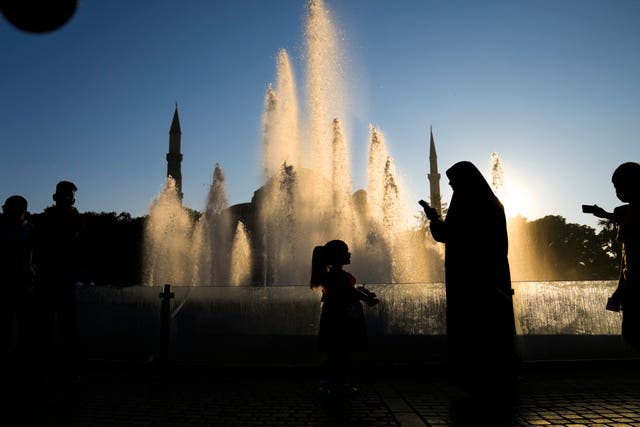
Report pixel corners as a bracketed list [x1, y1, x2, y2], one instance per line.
[310, 240, 378, 397]
[589, 162, 640, 349]
[33, 181, 85, 383]
[0, 195, 36, 376]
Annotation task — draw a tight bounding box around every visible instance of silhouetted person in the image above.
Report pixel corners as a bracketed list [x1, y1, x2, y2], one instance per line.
[310, 239, 378, 397]
[0, 195, 36, 376]
[588, 162, 640, 350]
[419, 161, 519, 405]
[33, 181, 84, 383]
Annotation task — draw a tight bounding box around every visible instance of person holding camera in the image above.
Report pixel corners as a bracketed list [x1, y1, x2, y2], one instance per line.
[586, 162, 640, 350]
[310, 239, 378, 397]
[419, 161, 519, 403]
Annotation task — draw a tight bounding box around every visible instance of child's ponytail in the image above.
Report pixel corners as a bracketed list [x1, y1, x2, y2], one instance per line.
[310, 245, 328, 289]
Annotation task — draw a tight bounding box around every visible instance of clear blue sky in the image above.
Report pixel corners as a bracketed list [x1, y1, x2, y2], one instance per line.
[1, 0, 638, 228]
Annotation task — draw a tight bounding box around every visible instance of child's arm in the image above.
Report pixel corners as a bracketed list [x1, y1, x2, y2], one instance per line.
[593, 206, 615, 221]
[355, 284, 379, 306]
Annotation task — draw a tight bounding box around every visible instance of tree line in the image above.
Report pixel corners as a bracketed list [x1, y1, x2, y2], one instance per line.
[25, 210, 619, 286]
[506, 215, 618, 281]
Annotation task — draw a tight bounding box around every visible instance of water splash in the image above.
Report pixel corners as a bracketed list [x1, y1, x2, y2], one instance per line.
[262, 50, 301, 179]
[306, 0, 346, 182]
[330, 118, 360, 245]
[143, 176, 193, 285]
[230, 221, 252, 286]
[367, 125, 389, 225]
[491, 151, 504, 193]
[192, 164, 232, 285]
[258, 162, 301, 285]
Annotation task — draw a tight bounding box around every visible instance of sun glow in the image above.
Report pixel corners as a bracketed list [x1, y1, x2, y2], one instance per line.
[490, 153, 534, 219]
[495, 181, 533, 219]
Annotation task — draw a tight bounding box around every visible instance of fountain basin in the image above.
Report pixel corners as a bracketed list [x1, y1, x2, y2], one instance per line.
[77, 281, 638, 366]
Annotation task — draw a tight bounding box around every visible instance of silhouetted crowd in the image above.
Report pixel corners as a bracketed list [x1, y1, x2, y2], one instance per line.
[1, 181, 83, 387]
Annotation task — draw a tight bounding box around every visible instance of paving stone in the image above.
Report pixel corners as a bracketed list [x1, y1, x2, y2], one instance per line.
[3, 359, 640, 426]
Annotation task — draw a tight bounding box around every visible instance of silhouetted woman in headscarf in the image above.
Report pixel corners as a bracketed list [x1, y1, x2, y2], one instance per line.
[420, 161, 519, 397]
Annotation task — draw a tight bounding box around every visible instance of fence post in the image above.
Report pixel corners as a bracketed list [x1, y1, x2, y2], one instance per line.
[158, 284, 175, 366]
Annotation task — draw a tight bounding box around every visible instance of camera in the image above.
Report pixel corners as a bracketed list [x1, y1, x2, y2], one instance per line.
[357, 285, 379, 307]
[582, 204, 597, 214]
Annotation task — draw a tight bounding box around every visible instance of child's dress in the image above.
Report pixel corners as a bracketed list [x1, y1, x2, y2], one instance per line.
[317, 270, 368, 352]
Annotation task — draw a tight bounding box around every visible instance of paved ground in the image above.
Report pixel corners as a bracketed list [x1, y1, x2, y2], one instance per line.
[2, 359, 639, 426]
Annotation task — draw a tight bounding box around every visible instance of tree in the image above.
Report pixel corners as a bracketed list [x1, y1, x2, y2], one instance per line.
[80, 211, 145, 286]
[520, 215, 618, 280]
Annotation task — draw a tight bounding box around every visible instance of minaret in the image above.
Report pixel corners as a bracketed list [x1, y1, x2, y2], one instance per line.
[427, 126, 442, 216]
[166, 104, 183, 201]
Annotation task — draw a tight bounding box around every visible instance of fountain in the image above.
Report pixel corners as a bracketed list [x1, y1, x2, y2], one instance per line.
[143, 0, 436, 287]
[75, 0, 637, 366]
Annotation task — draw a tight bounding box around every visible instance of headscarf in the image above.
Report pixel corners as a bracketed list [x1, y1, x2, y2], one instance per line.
[443, 161, 508, 266]
[445, 161, 503, 223]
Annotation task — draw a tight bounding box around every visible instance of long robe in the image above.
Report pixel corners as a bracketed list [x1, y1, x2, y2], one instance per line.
[429, 161, 518, 388]
[317, 270, 368, 352]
